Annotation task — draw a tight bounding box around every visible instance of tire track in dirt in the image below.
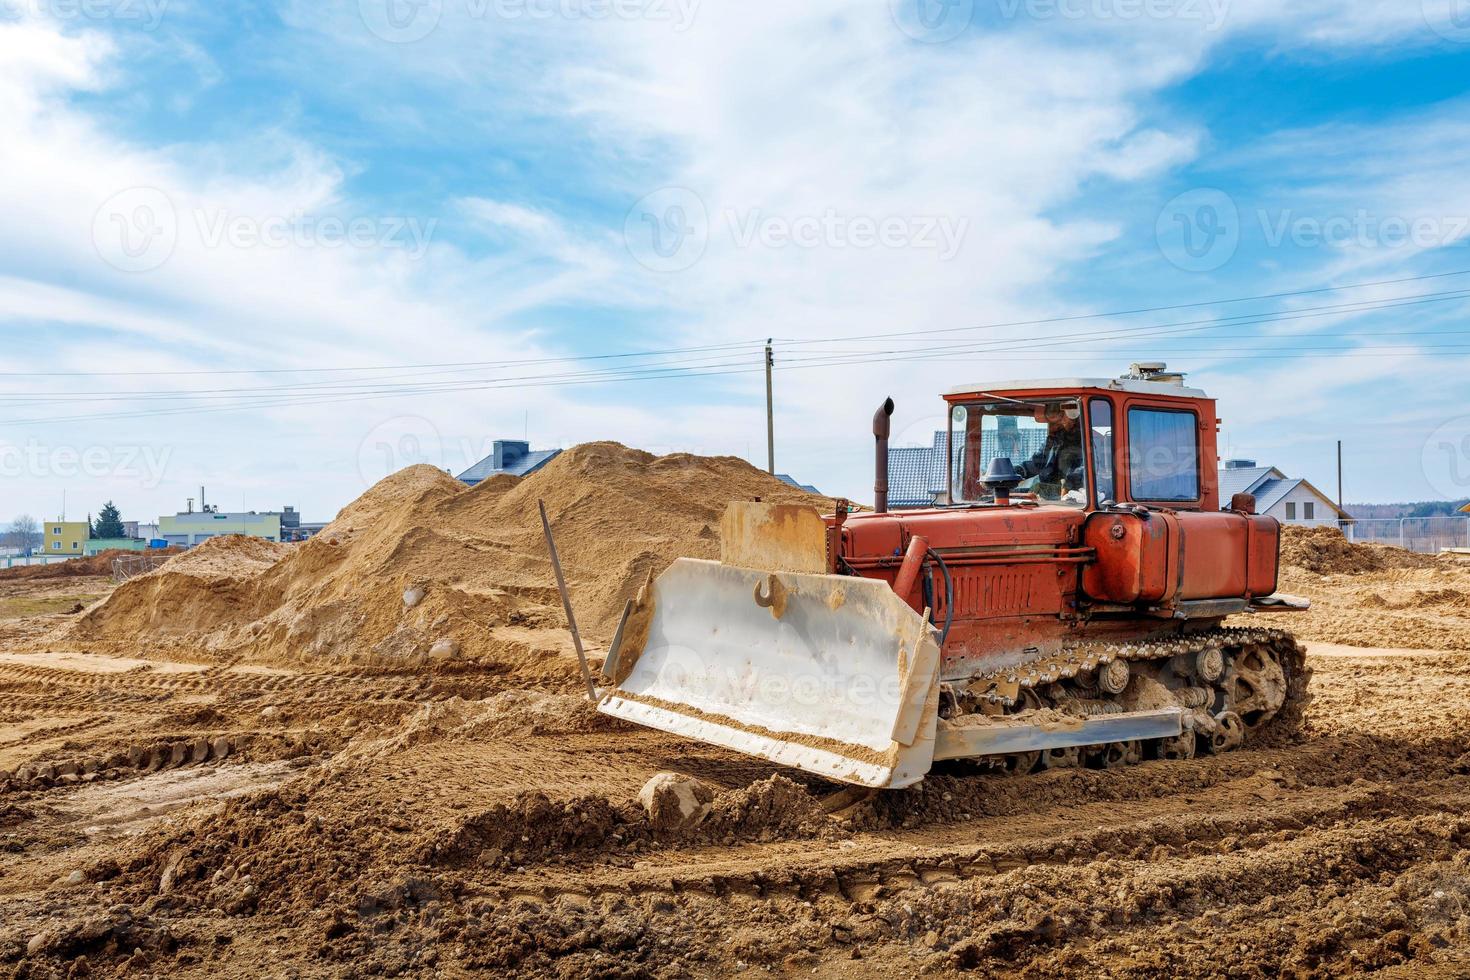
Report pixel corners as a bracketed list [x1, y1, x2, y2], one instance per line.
[0, 655, 495, 798]
[401, 770, 1470, 977]
[0, 662, 521, 716]
[461, 755, 1470, 905]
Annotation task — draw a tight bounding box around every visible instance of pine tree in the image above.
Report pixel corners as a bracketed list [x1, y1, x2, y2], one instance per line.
[93, 502, 125, 539]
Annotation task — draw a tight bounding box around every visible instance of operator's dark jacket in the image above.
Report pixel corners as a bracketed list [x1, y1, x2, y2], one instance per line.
[1016, 425, 1084, 489]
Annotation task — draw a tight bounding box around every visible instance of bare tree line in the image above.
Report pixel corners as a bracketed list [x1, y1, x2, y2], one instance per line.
[4, 515, 41, 555]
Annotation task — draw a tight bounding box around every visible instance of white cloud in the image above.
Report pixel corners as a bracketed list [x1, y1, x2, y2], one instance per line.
[1, 1, 1467, 522]
[0, 18, 111, 108]
[461, 198, 564, 241]
[0, 15, 612, 520]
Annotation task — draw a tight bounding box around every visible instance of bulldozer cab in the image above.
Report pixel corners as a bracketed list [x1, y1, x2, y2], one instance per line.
[945, 365, 1216, 512]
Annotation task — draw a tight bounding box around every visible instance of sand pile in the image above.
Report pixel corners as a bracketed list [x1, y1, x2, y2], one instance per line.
[73, 536, 290, 642]
[1280, 525, 1438, 575]
[443, 441, 833, 629]
[1258, 526, 1470, 651]
[67, 443, 829, 668]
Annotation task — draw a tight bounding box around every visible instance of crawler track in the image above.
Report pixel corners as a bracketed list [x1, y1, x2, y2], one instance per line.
[952, 627, 1311, 773]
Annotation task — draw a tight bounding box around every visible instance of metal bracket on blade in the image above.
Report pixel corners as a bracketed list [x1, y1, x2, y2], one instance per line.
[933, 707, 1184, 761]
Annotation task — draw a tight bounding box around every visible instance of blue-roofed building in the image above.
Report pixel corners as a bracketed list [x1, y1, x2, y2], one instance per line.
[886, 432, 948, 509]
[457, 440, 561, 486]
[1218, 459, 1351, 526]
[775, 474, 822, 495]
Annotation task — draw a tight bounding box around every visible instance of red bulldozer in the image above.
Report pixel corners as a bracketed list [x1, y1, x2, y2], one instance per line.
[598, 363, 1311, 788]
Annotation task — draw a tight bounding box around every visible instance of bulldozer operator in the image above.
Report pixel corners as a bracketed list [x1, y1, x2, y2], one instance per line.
[1014, 403, 1085, 500]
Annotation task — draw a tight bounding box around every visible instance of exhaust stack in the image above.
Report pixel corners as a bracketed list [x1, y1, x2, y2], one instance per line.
[873, 398, 895, 514]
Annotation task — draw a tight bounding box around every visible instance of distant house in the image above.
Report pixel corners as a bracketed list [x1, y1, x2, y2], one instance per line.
[775, 474, 822, 495]
[457, 440, 561, 487]
[1218, 460, 1352, 527]
[1461, 502, 1470, 515]
[43, 521, 89, 555]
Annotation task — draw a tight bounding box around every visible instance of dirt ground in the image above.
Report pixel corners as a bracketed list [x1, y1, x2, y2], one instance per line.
[0, 578, 109, 624]
[2, 465, 1468, 978]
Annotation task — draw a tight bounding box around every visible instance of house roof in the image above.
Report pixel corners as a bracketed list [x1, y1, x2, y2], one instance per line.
[1217, 465, 1280, 500]
[887, 446, 939, 508]
[457, 448, 561, 484]
[1218, 464, 1353, 521]
[775, 474, 822, 495]
[1461, 501, 1470, 514]
[1252, 477, 1301, 515]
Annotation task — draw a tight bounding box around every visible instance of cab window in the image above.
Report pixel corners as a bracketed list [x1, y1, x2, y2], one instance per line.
[1089, 399, 1115, 505]
[950, 398, 1087, 506]
[1127, 407, 1200, 501]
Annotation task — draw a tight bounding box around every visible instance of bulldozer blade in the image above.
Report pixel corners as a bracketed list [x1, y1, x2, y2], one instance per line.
[597, 558, 942, 789]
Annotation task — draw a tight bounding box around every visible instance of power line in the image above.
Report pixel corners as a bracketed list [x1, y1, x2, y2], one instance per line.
[7, 276, 1470, 426]
[0, 349, 764, 404]
[0, 338, 766, 379]
[7, 266, 1470, 380]
[2, 361, 775, 425]
[9, 285, 1468, 406]
[10, 337, 1468, 426]
[773, 267, 1470, 346]
[774, 289, 1470, 368]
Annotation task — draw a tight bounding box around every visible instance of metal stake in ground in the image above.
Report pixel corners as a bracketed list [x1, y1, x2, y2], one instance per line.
[539, 499, 598, 702]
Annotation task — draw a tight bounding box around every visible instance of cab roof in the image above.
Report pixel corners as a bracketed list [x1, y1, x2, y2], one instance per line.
[946, 376, 1209, 399]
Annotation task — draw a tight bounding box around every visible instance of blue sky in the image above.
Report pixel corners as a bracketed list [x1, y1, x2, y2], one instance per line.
[3, 0, 1470, 528]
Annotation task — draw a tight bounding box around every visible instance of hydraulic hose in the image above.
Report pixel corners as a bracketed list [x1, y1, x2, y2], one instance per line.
[928, 549, 955, 650]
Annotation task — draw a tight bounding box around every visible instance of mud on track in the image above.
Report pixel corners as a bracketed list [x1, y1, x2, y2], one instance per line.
[1, 631, 1468, 978]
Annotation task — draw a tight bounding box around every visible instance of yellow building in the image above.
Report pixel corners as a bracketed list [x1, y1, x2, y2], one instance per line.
[43, 521, 89, 556]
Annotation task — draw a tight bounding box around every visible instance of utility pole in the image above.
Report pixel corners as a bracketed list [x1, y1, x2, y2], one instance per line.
[764, 339, 775, 475]
[1336, 440, 1343, 512]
